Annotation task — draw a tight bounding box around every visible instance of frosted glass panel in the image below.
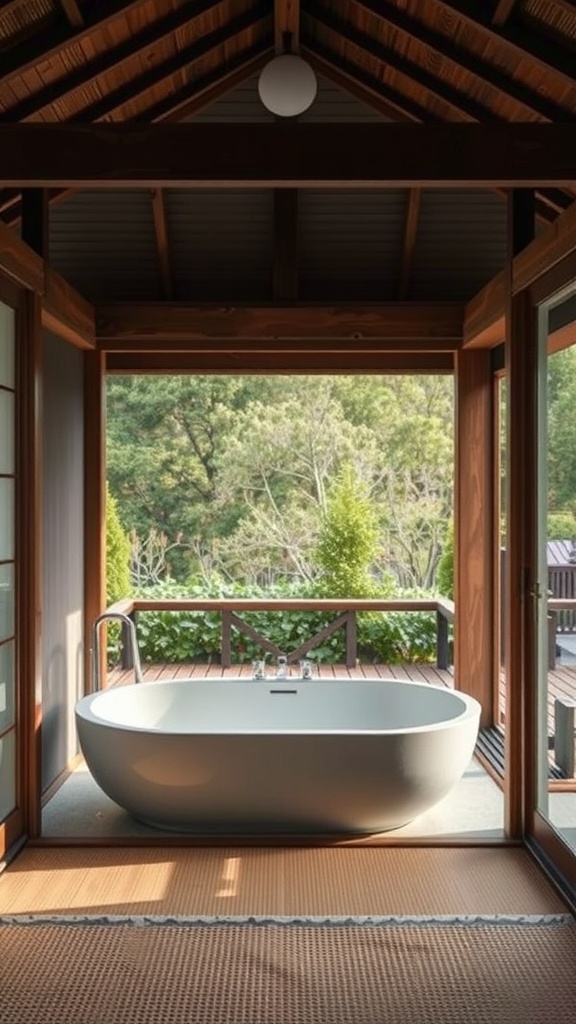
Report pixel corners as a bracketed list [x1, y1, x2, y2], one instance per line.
[0, 564, 14, 642]
[0, 641, 15, 733]
[0, 479, 14, 561]
[0, 389, 14, 473]
[0, 729, 16, 821]
[0, 303, 15, 388]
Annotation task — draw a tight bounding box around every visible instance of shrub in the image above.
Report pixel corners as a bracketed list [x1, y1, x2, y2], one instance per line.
[314, 464, 381, 598]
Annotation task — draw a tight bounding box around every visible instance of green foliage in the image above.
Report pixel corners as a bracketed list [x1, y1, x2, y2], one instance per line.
[133, 579, 438, 665]
[547, 511, 576, 541]
[358, 611, 437, 664]
[436, 522, 454, 599]
[106, 483, 131, 603]
[314, 464, 381, 598]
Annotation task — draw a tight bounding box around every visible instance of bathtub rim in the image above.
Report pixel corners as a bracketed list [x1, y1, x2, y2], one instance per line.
[74, 677, 481, 738]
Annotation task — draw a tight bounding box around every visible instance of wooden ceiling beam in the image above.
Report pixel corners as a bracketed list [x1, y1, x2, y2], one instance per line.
[349, 0, 571, 121]
[96, 303, 464, 348]
[397, 190, 421, 301]
[1, 123, 574, 188]
[435, 0, 576, 89]
[273, 190, 299, 302]
[306, 3, 498, 122]
[57, 0, 84, 29]
[0, 50, 271, 227]
[0, 0, 144, 87]
[150, 189, 173, 301]
[275, 0, 300, 53]
[66, 2, 270, 122]
[106, 351, 455, 374]
[492, 0, 519, 26]
[3, 0, 228, 122]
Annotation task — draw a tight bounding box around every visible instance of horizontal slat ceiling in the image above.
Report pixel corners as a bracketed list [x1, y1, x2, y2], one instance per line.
[299, 189, 406, 300]
[166, 189, 273, 300]
[409, 190, 508, 300]
[187, 71, 389, 122]
[49, 189, 161, 301]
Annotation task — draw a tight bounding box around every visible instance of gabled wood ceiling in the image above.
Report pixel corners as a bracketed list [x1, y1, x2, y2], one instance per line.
[1, 0, 575, 302]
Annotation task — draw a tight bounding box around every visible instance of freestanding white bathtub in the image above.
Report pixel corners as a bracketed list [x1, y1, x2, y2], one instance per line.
[75, 678, 481, 834]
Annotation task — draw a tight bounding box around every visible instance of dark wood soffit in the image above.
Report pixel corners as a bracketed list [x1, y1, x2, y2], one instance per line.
[96, 303, 464, 346]
[1, 125, 575, 187]
[106, 352, 455, 374]
[463, 197, 576, 348]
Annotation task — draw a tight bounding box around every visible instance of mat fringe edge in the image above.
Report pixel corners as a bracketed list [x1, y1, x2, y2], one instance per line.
[0, 914, 573, 927]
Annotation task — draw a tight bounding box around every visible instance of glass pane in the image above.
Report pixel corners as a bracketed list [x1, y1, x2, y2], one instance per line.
[0, 389, 14, 474]
[0, 302, 15, 389]
[0, 563, 14, 643]
[0, 641, 15, 733]
[0, 479, 14, 561]
[0, 728, 16, 821]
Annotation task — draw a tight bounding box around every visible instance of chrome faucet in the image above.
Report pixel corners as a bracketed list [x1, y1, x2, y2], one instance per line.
[252, 658, 266, 679]
[299, 658, 314, 679]
[276, 655, 289, 679]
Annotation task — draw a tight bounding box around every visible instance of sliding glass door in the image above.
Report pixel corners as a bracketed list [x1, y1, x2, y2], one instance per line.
[533, 281, 576, 865]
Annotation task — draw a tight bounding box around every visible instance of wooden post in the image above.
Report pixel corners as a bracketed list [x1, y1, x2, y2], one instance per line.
[436, 610, 450, 671]
[221, 610, 232, 668]
[505, 188, 536, 839]
[454, 348, 493, 725]
[345, 611, 357, 669]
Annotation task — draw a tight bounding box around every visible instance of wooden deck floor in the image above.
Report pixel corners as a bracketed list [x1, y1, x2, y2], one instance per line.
[108, 661, 455, 687]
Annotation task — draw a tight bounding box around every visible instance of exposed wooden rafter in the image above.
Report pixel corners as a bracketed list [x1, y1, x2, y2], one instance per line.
[273, 190, 299, 302]
[435, 0, 576, 88]
[398, 189, 421, 301]
[2, 0, 228, 122]
[0, 0, 27, 17]
[0, 0, 145, 87]
[150, 189, 173, 301]
[307, 2, 497, 121]
[348, 0, 572, 121]
[60, 2, 271, 122]
[57, 0, 84, 29]
[491, 0, 519, 26]
[1, 123, 574, 188]
[275, 0, 300, 53]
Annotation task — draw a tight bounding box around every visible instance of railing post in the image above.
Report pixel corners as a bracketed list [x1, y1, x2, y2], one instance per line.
[554, 697, 575, 778]
[548, 610, 557, 670]
[221, 610, 232, 668]
[345, 611, 357, 669]
[436, 610, 449, 670]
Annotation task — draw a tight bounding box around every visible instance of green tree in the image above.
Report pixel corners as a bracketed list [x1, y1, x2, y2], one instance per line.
[314, 464, 382, 598]
[436, 522, 454, 599]
[106, 482, 131, 603]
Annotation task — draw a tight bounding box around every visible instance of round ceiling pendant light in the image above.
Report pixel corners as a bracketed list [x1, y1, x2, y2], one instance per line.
[258, 54, 318, 117]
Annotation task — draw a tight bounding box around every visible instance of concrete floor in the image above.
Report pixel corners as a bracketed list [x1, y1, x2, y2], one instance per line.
[42, 754, 505, 841]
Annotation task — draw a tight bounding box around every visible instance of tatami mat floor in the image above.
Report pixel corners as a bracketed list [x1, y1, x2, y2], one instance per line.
[0, 846, 569, 918]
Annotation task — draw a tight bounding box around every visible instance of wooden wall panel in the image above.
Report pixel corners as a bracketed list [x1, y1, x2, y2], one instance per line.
[454, 349, 493, 727]
[41, 330, 85, 791]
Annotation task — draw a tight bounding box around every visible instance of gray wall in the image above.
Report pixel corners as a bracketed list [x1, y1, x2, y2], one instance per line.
[41, 331, 84, 791]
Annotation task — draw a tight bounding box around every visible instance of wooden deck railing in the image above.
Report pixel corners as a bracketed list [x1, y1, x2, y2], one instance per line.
[105, 596, 455, 678]
[548, 598, 576, 668]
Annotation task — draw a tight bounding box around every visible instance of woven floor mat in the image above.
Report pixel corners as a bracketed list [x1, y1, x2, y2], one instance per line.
[1, 918, 575, 1024]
